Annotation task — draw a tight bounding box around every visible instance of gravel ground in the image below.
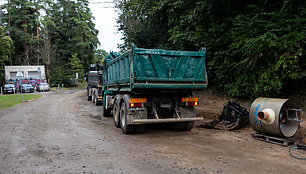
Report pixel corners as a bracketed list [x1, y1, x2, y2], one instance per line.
[0, 89, 305, 174]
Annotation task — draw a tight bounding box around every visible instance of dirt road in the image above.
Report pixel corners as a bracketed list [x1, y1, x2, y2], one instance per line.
[0, 90, 305, 174]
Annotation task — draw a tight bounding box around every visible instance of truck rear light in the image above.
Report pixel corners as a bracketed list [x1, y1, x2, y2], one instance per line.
[182, 97, 198, 102]
[129, 103, 143, 108]
[182, 97, 198, 106]
[129, 98, 147, 103]
[129, 98, 146, 108]
[187, 101, 198, 106]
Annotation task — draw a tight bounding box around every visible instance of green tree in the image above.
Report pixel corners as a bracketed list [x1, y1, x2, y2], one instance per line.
[95, 49, 107, 63]
[1, 0, 41, 65]
[116, 0, 306, 97]
[40, 16, 57, 83]
[40, 0, 99, 84]
[0, 26, 14, 82]
[46, 0, 99, 68]
[116, 0, 171, 49]
[69, 53, 83, 79]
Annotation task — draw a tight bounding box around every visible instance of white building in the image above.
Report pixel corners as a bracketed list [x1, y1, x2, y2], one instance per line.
[5, 65, 46, 80]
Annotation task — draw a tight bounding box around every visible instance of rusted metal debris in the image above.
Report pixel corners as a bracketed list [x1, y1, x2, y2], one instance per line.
[200, 101, 249, 130]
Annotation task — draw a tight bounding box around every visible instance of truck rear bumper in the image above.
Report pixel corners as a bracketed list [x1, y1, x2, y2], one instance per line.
[131, 117, 203, 124]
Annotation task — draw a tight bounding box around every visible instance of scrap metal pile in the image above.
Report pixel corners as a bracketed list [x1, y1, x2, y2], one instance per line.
[201, 101, 249, 130]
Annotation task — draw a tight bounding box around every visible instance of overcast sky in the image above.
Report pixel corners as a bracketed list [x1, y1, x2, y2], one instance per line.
[89, 0, 123, 52]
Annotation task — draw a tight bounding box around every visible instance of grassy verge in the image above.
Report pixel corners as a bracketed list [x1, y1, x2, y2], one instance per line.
[0, 94, 43, 110]
[50, 80, 87, 91]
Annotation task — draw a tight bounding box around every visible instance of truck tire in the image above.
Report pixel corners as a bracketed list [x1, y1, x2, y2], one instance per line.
[87, 88, 92, 101]
[120, 102, 134, 134]
[172, 106, 195, 131]
[92, 93, 96, 103]
[95, 97, 100, 106]
[184, 121, 194, 131]
[170, 121, 194, 131]
[113, 100, 120, 128]
[134, 125, 145, 133]
[170, 122, 186, 131]
[102, 103, 111, 118]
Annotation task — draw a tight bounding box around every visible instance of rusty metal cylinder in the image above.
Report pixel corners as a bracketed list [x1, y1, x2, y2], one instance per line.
[249, 98, 301, 137]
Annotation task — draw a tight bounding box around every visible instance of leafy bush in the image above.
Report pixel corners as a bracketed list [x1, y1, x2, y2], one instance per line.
[116, 0, 306, 97]
[50, 71, 74, 87]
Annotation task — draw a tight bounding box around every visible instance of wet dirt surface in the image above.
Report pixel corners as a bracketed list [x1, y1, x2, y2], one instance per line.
[0, 90, 305, 174]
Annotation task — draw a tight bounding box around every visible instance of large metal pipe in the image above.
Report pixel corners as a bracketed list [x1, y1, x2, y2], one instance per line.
[249, 98, 301, 137]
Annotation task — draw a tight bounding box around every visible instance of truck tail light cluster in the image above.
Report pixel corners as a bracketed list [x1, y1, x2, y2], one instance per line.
[129, 98, 147, 108]
[182, 97, 198, 106]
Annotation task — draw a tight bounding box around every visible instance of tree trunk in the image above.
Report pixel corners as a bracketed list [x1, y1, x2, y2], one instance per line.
[24, 18, 29, 65]
[36, 0, 40, 65]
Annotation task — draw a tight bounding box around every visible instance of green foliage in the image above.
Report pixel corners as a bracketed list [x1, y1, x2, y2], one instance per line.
[209, 1, 306, 97]
[1, 0, 99, 86]
[95, 49, 108, 63]
[116, 0, 171, 49]
[1, 0, 41, 65]
[0, 26, 13, 82]
[45, 0, 99, 68]
[116, 0, 306, 97]
[49, 69, 74, 87]
[69, 53, 83, 79]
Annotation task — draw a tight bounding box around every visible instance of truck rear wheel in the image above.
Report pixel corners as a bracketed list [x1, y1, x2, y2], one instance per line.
[134, 125, 145, 133]
[170, 121, 194, 131]
[113, 100, 120, 128]
[102, 103, 111, 118]
[120, 102, 134, 134]
[184, 121, 194, 131]
[92, 93, 96, 103]
[170, 122, 185, 131]
[87, 92, 92, 101]
[95, 97, 100, 106]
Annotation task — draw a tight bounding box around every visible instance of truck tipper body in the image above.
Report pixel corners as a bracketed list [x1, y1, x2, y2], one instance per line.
[86, 63, 103, 105]
[101, 44, 208, 134]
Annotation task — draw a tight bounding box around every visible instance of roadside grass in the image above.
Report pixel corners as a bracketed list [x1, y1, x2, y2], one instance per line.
[0, 94, 43, 110]
[50, 80, 86, 91]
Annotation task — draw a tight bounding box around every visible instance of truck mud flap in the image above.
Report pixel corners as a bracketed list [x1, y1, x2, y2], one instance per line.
[131, 117, 203, 124]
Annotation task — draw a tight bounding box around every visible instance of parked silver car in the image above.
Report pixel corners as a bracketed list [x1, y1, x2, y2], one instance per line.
[37, 83, 50, 92]
[20, 84, 34, 93]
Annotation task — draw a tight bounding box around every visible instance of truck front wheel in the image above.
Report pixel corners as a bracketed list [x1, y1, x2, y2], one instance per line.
[120, 102, 134, 134]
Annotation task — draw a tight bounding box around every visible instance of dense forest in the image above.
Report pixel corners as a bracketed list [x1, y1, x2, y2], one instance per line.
[0, 0, 305, 98]
[116, 0, 306, 98]
[0, 0, 101, 86]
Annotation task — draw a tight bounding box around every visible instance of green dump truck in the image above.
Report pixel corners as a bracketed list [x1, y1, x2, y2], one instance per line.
[101, 44, 208, 134]
[86, 63, 103, 105]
